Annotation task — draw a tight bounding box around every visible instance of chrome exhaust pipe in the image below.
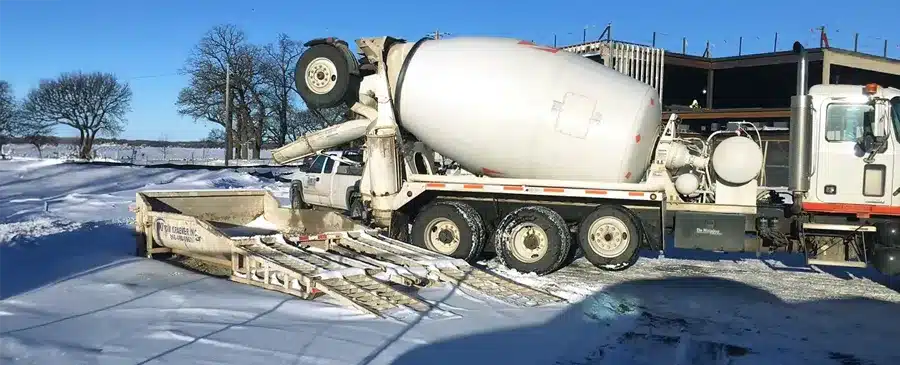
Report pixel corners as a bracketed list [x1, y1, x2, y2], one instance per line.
[788, 41, 813, 212]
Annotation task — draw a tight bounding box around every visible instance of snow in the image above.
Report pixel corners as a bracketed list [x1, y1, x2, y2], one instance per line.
[2, 158, 900, 364]
[2, 143, 280, 166]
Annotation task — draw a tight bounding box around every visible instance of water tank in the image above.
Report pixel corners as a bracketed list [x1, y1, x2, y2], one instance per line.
[391, 37, 662, 183]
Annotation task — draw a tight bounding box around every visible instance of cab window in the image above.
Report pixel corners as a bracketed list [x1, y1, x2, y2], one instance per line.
[824, 103, 874, 142]
[891, 97, 900, 143]
[323, 157, 335, 174]
[307, 155, 326, 173]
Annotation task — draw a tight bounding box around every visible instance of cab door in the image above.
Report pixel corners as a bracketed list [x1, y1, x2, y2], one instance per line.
[890, 97, 900, 206]
[815, 102, 894, 207]
[318, 157, 338, 208]
[303, 155, 327, 205]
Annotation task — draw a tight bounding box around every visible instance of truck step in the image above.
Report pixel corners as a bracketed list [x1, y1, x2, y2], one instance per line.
[231, 239, 453, 319]
[288, 230, 567, 307]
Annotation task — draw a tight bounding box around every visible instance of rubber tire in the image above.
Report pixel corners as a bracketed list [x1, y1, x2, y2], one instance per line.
[348, 194, 365, 221]
[492, 206, 572, 275]
[295, 44, 358, 109]
[389, 211, 411, 243]
[577, 205, 642, 271]
[290, 182, 310, 210]
[410, 201, 486, 262]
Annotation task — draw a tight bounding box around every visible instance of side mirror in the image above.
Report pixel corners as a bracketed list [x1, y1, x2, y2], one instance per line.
[866, 101, 886, 138]
[859, 133, 877, 153]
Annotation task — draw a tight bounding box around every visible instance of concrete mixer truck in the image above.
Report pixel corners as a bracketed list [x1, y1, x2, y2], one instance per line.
[272, 35, 900, 277]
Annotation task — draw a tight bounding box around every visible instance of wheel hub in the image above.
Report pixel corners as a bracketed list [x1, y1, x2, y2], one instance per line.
[425, 218, 461, 255]
[587, 217, 630, 258]
[305, 57, 338, 94]
[510, 223, 548, 264]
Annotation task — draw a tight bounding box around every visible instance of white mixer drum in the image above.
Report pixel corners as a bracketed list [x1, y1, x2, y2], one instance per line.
[392, 37, 662, 183]
[711, 136, 763, 185]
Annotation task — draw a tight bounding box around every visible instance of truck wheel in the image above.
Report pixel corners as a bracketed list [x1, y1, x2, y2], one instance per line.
[348, 195, 367, 222]
[295, 44, 358, 109]
[290, 182, 310, 210]
[577, 206, 641, 271]
[493, 206, 571, 275]
[411, 201, 486, 262]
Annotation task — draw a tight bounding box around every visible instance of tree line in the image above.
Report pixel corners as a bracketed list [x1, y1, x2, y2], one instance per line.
[176, 24, 348, 160]
[0, 74, 132, 159]
[0, 23, 346, 161]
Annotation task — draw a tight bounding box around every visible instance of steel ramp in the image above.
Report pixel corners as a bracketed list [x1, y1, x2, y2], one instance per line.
[289, 230, 567, 307]
[231, 238, 452, 319]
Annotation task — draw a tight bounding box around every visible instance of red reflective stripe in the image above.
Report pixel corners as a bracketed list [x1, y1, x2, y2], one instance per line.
[803, 202, 900, 216]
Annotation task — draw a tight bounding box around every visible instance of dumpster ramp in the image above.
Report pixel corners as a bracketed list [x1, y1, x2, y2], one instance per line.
[134, 189, 566, 318]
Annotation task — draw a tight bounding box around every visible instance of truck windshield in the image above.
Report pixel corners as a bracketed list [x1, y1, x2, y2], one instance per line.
[892, 97, 900, 142]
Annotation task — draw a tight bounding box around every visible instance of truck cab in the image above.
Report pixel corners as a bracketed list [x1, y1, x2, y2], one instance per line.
[289, 149, 365, 216]
[805, 84, 900, 214]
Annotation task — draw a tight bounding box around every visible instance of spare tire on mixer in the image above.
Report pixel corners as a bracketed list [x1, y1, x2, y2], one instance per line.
[295, 44, 360, 109]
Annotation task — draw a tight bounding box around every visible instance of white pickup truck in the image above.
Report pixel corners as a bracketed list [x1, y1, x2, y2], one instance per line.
[288, 149, 365, 219]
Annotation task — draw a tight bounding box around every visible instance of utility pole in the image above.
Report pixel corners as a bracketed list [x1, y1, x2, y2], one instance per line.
[430, 29, 450, 40]
[224, 62, 232, 166]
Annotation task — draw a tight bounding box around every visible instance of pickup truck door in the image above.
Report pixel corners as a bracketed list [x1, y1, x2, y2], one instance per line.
[303, 155, 327, 205]
[330, 163, 364, 210]
[318, 157, 337, 207]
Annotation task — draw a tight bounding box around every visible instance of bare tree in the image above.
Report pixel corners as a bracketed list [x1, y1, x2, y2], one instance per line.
[178, 24, 254, 161]
[206, 128, 225, 143]
[26, 134, 58, 159]
[262, 33, 304, 147]
[222, 43, 276, 160]
[285, 104, 350, 142]
[159, 134, 170, 161]
[21, 71, 131, 159]
[0, 80, 18, 159]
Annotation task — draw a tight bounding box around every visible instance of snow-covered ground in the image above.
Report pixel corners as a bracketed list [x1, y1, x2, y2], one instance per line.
[1, 143, 278, 166]
[1, 158, 899, 365]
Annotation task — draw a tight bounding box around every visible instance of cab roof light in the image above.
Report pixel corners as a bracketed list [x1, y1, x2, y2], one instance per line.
[864, 83, 879, 95]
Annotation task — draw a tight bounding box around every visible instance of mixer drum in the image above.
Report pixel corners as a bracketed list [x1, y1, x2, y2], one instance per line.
[392, 37, 663, 183]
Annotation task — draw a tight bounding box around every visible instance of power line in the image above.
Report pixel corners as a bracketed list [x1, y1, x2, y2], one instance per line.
[126, 71, 188, 80]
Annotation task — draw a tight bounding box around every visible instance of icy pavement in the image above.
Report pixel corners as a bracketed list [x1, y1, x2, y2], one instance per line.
[1, 158, 900, 364]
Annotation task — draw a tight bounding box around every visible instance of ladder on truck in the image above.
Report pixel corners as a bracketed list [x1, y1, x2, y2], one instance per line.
[229, 230, 566, 319]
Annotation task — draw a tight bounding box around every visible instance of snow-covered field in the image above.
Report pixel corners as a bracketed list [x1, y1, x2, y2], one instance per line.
[1, 143, 278, 166]
[1, 158, 899, 365]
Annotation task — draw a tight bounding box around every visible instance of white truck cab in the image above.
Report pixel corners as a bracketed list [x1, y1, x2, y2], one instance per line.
[289, 149, 365, 217]
[803, 84, 900, 213]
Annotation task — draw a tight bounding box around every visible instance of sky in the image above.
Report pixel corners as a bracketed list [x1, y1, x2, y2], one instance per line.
[0, 0, 897, 142]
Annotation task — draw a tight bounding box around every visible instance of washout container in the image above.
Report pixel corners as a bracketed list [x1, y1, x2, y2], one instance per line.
[132, 189, 565, 318]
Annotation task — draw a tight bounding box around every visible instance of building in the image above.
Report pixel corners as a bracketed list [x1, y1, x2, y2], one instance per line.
[562, 40, 900, 134]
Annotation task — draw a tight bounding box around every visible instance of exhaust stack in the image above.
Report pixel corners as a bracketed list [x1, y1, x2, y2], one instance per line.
[788, 41, 813, 198]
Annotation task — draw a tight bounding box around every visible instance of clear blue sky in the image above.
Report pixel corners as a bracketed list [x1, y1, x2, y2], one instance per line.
[0, 0, 896, 141]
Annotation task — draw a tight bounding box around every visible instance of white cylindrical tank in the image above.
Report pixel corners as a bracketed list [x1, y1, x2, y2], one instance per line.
[711, 136, 764, 185]
[390, 37, 662, 183]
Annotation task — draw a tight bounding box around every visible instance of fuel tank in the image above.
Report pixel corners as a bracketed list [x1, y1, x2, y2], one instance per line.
[391, 37, 662, 182]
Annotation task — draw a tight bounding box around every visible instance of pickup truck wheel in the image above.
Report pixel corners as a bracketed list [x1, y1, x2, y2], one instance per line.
[290, 182, 310, 210]
[493, 206, 571, 275]
[577, 206, 641, 271]
[411, 201, 486, 262]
